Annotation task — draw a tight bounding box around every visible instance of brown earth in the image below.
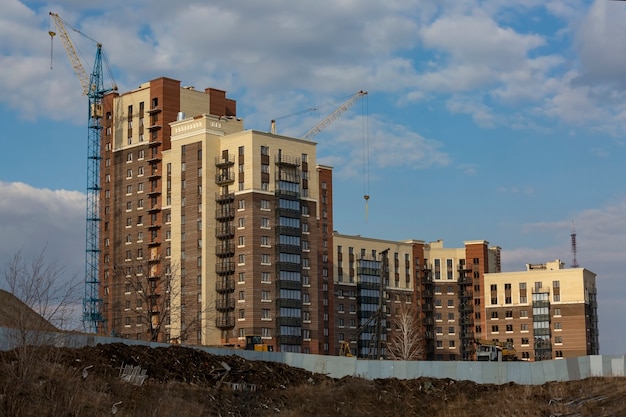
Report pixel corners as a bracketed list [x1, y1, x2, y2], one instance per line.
[1, 343, 625, 417]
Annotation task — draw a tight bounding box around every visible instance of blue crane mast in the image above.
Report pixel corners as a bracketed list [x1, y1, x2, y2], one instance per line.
[49, 12, 116, 333]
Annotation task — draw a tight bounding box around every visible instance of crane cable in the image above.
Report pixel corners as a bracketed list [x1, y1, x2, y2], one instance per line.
[362, 95, 370, 222]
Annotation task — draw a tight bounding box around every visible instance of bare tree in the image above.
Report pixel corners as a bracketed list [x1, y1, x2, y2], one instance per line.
[113, 258, 214, 344]
[0, 248, 81, 415]
[386, 303, 424, 361]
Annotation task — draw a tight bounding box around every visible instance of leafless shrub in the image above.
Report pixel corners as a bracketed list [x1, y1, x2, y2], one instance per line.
[386, 303, 423, 361]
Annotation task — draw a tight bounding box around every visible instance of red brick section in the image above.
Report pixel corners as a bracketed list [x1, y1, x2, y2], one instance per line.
[317, 167, 334, 354]
[412, 242, 432, 359]
[464, 242, 489, 342]
[205, 88, 237, 117]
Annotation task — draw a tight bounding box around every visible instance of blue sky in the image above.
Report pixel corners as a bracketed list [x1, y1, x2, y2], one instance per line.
[2, 0, 626, 354]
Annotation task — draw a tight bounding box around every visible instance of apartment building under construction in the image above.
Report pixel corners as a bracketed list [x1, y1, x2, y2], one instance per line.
[98, 76, 599, 360]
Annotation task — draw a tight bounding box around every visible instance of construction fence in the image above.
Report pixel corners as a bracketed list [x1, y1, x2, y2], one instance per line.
[0, 327, 622, 385]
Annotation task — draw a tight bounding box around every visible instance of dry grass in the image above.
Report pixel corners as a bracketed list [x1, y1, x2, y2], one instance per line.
[1, 344, 626, 417]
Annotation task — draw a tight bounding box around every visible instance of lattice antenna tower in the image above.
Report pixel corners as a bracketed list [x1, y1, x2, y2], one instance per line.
[571, 221, 579, 268]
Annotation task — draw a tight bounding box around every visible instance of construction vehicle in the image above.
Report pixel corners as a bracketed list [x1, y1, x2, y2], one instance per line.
[338, 310, 382, 358]
[245, 335, 273, 352]
[476, 339, 518, 361]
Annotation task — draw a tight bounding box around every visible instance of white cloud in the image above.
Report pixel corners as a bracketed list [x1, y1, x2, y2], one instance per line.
[0, 181, 85, 281]
[316, 115, 450, 179]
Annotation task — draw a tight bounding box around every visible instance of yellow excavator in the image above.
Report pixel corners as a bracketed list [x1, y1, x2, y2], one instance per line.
[476, 339, 518, 361]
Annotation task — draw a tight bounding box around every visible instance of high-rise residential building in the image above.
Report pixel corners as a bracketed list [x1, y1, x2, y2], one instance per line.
[99, 77, 332, 353]
[483, 260, 599, 360]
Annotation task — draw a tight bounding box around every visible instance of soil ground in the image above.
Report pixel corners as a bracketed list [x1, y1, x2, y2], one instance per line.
[1, 343, 625, 417]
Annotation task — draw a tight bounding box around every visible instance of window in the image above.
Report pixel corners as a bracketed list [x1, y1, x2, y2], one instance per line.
[261, 217, 270, 228]
[261, 254, 271, 265]
[261, 146, 269, 155]
[448, 340, 455, 348]
[238, 236, 245, 246]
[448, 313, 454, 321]
[262, 309, 271, 320]
[238, 218, 245, 228]
[239, 309, 245, 319]
[506, 324, 513, 332]
[435, 327, 443, 334]
[491, 325, 499, 333]
[238, 200, 245, 210]
[261, 272, 271, 283]
[447, 300, 454, 307]
[520, 310, 528, 318]
[553, 308, 561, 316]
[239, 272, 245, 282]
[261, 290, 271, 301]
[505, 310, 513, 318]
[448, 326, 455, 334]
[554, 322, 562, 330]
[261, 236, 270, 246]
[491, 311, 498, 319]
[521, 324, 529, 331]
[238, 254, 245, 264]
[521, 338, 529, 345]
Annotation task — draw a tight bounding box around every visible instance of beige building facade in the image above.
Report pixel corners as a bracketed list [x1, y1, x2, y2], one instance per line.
[484, 260, 599, 360]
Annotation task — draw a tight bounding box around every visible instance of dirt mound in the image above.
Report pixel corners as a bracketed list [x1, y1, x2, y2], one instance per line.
[2, 343, 626, 417]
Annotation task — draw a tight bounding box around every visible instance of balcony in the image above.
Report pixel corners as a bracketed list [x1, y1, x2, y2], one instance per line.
[459, 303, 474, 313]
[147, 107, 162, 115]
[215, 207, 235, 220]
[276, 244, 301, 254]
[460, 331, 474, 340]
[422, 317, 434, 326]
[215, 262, 235, 275]
[275, 262, 301, 272]
[215, 278, 235, 292]
[277, 279, 301, 290]
[148, 139, 161, 147]
[278, 335, 302, 345]
[215, 225, 235, 239]
[147, 155, 161, 164]
[215, 243, 235, 257]
[147, 189, 161, 197]
[276, 298, 301, 309]
[215, 171, 235, 185]
[216, 298, 235, 311]
[215, 154, 235, 168]
[421, 304, 433, 312]
[274, 154, 300, 167]
[276, 316, 301, 327]
[215, 315, 235, 329]
[215, 192, 235, 203]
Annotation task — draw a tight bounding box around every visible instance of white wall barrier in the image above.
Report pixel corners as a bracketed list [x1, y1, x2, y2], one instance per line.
[0, 328, 623, 385]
